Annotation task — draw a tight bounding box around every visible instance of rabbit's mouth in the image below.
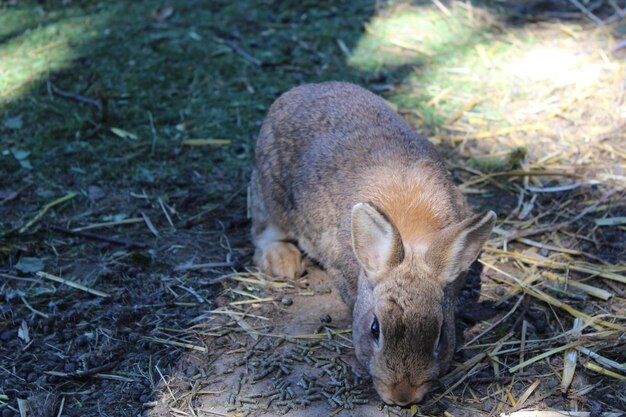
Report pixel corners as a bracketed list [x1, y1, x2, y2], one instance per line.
[373, 378, 432, 406]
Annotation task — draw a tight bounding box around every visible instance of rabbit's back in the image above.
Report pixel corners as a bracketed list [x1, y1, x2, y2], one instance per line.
[253, 82, 464, 301]
[256, 82, 444, 213]
[256, 81, 442, 175]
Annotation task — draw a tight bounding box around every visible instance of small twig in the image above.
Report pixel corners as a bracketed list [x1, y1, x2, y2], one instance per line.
[174, 261, 234, 272]
[50, 225, 148, 248]
[463, 295, 524, 347]
[468, 376, 514, 384]
[178, 284, 207, 303]
[0, 273, 40, 283]
[607, 0, 626, 17]
[20, 295, 49, 318]
[19, 192, 77, 234]
[219, 38, 262, 66]
[46, 362, 118, 380]
[514, 379, 540, 411]
[36, 271, 110, 298]
[155, 365, 177, 401]
[48, 81, 102, 110]
[499, 189, 620, 244]
[431, 0, 451, 16]
[566, 0, 604, 25]
[143, 336, 207, 352]
[72, 217, 144, 232]
[56, 396, 65, 417]
[610, 38, 626, 54]
[141, 212, 160, 237]
[158, 197, 175, 229]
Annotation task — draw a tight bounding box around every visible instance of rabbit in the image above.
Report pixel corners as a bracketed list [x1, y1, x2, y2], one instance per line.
[250, 81, 496, 406]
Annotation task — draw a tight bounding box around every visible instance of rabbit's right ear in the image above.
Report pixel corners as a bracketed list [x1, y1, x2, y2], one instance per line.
[351, 203, 405, 282]
[426, 211, 496, 286]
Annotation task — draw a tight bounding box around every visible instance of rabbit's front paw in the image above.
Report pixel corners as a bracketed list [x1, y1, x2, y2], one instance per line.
[254, 242, 303, 279]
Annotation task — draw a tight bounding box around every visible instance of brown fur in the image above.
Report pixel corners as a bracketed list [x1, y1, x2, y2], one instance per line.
[251, 82, 495, 405]
[364, 164, 452, 245]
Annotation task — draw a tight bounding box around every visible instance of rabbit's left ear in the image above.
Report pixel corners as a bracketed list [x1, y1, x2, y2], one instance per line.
[351, 202, 405, 283]
[425, 211, 496, 285]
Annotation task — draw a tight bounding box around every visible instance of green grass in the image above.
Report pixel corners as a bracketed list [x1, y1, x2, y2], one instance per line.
[0, 0, 543, 196]
[0, 0, 552, 214]
[347, 2, 539, 127]
[0, 0, 380, 194]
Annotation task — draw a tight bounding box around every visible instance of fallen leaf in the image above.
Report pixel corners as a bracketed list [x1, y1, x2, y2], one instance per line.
[19, 159, 32, 170]
[18, 320, 30, 343]
[4, 289, 25, 302]
[10, 148, 33, 169]
[0, 190, 18, 201]
[15, 257, 44, 273]
[110, 127, 138, 140]
[595, 217, 626, 226]
[10, 148, 30, 160]
[88, 185, 105, 201]
[150, 6, 174, 21]
[3, 115, 22, 129]
[103, 213, 128, 222]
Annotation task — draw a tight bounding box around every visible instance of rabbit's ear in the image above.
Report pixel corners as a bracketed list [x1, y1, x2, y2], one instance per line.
[426, 211, 496, 285]
[351, 203, 404, 281]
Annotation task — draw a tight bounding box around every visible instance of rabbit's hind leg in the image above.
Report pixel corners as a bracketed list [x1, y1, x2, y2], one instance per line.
[250, 170, 303, 280]
[252, 224, 304, 280]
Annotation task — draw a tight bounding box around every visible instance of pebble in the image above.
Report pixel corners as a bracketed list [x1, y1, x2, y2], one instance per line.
[281, 296, 293, 306]
[75, 335, 89, 347]
[545, 379, 558, 389]
[320, 314, 332, 324]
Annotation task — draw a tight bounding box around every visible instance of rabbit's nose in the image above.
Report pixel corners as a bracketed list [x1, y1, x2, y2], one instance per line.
[390, 386, 420, 406]
[389, 381, 432, 406]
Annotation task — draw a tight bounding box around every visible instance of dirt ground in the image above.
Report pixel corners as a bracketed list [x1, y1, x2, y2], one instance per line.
[2, 1, 626, 416]
[142, 263, 503, 417]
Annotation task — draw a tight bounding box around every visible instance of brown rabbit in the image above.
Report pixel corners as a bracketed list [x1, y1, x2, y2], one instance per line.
[251, 82, 495, 405]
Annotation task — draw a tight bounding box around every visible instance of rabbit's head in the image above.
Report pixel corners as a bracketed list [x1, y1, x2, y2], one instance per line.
[351, 203, 495, 405]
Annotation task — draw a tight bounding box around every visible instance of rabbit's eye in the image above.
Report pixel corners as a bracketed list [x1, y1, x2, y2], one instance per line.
[370, 316, 380, 340]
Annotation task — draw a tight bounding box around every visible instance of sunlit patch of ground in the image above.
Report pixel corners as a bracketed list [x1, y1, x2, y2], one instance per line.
[0, 6, 111, 102]
[349, 3, 625, 163]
